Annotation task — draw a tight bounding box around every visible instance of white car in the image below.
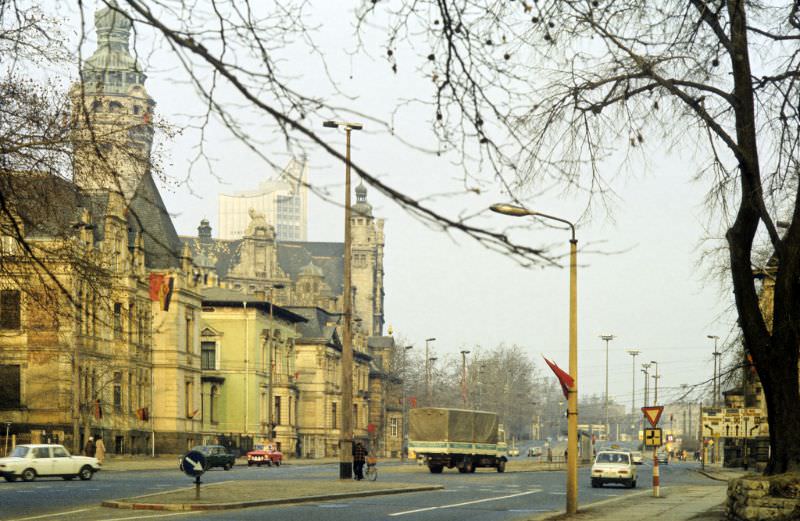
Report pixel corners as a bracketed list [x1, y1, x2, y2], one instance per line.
[630, 450, 644, 465]
[508, 448, 520, 457]
[0, 444, 101, 482]
[591, 450, 637, 488]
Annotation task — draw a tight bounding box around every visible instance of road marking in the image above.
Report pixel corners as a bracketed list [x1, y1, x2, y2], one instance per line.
[96, 512, 200, 521]
[389, 489, 541, 516]
[9, 508, 93, 521]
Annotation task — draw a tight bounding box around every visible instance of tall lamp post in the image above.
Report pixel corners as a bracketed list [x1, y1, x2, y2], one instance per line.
[641, 363, 651, 449]
[600, 334, 615, 440]
[427, 357, 438, 404]
[266, 283, 285, 442]
[401, 345, 413, 461]
[490, 203, 579, 515]
[626, 350, 640, 414]
[460, 350, 471, 407]
[424, 338, 436, 405]
[707, 335, 720, 407]
[323, 119, 363, 479]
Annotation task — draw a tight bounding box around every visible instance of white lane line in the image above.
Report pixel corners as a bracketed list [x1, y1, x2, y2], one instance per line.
[9, 508, 94, 521]
[97, 512, 200, 521]
[389, 489, 541, 517]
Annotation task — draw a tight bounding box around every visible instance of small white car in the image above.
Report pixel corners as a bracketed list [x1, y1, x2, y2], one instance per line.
[0, 444, 101, 482]
[508, 448, 520, 457]
[591, 450, 637, 488]
[630, 450, 644, 465]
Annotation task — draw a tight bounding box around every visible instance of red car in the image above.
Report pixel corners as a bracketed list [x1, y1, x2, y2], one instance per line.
[246, 444, 283, 467]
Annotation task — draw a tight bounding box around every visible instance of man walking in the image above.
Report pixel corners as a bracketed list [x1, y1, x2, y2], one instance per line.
[353, 442, 367, 480]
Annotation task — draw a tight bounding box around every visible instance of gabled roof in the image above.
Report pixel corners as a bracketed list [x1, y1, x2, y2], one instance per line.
[286, 306, 342, 347]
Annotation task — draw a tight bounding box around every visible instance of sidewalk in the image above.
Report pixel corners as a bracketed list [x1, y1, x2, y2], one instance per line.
[694, 463, 751, 482]
[531, 484, 728, 521]
[100, 455, 344, 472]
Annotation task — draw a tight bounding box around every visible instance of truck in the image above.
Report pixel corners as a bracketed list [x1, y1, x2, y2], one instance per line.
[409, 407, 508, 474]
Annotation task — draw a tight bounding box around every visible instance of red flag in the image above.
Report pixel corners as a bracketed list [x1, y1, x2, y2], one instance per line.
[149, 274, 164, 301]
[543, 356, 575, 398]
[149, 274, 174, 311]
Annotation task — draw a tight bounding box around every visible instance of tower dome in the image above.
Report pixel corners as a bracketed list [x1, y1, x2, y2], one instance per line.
[353, 181, 373, 218]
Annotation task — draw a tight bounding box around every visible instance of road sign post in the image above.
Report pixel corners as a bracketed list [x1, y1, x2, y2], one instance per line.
[642, 406, 664, 498]
[180, 450, 207, 500]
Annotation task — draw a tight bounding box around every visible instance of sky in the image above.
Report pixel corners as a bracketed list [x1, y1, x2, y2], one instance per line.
[55, 1, 738, 408]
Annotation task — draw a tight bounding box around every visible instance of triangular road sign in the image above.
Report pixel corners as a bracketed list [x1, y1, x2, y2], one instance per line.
[642, 406, 664, 427]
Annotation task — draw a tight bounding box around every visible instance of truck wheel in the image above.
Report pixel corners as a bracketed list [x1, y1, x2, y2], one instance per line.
[497, 460, 506, 473]
[428, 464, 443, 474]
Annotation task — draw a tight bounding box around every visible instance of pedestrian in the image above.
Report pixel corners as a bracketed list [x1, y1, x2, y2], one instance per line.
[353, 442, 367, 480]
[95, 435, 106, 464]
[84, 436, 96, 457]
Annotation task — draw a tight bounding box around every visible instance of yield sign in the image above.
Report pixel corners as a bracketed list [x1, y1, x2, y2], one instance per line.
[642, 406, 664, 427]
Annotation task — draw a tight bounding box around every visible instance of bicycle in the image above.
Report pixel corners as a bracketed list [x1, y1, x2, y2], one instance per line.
[365, 456, 378, 481]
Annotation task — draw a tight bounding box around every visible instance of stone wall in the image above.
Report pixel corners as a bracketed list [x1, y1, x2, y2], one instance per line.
[727, 474, 800, 520]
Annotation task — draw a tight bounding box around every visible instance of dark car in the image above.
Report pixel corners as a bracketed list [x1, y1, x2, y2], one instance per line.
[181, 445, 235, 471]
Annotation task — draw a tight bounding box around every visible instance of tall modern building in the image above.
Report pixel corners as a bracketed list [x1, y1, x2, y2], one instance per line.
[218, 159, 308, 241]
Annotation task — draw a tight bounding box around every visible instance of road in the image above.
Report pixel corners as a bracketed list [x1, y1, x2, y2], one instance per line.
[1, 459, 715, 521]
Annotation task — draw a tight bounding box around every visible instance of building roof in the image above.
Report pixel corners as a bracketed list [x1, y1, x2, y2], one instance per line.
[128, 172, 183, 269]
[201, 287, 307, 323]
[286, 306, 341, 345]
[368, 336, 395, 350]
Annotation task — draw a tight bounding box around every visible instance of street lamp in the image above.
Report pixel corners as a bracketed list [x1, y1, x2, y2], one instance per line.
[490, 202, 579, 515]
[626, 350, 640, 415]
[650, 361, 660, 406]
[600, 334, 615, 440]
[640, 363, 651, 450]
[707, 335, 720, 407]
[3, 421, 10, 457]
[427, 357, 438, 404]
[425, 338, 436, 405]
[401, 345, 413, 461]
[323, 119, 363, 480]
[460, 350, 471, 407]
[266, 283, 286, 442]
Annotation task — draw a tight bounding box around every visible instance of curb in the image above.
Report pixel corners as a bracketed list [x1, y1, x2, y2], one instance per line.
[101, 484, 444, 511]
[527, 488, 660, 520]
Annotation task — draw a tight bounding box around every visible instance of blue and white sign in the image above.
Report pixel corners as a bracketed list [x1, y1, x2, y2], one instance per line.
[180, 450, 207, 477]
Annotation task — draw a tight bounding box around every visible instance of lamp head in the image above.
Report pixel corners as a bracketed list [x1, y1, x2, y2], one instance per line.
[490, 203, 534, 217]
[426, 337, 436, 342]
[323, 120, 338, 128]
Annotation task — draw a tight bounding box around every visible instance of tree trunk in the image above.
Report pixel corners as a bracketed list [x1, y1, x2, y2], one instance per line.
[756, 343, 800, 473]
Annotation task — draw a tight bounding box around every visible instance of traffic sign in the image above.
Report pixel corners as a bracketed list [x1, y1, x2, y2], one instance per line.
[641, 406, 664, 427]
[644, 428, 662, 447]
[180, 450, 207, 477]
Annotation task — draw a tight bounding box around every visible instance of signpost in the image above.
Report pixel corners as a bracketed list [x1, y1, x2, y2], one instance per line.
[180, 450, 207, 500]
[644, 428, 662, 447]
[642, 406, 664, 498]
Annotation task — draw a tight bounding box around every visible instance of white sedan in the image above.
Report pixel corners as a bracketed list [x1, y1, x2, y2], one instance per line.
[591, 450, 637, 488]
[0, 444, 101, 482]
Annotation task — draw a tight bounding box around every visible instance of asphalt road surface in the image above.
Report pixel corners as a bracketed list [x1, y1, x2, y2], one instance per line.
[1, 459, 714, 521]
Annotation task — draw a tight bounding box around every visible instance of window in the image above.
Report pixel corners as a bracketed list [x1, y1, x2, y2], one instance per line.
[0, 365, 21, 408]
[113, 372, 122, 413]
[331, 402, 337, 429]
[53, 446, 69, 458]
[390, 417, 399, 438]
[32, 447, 50, 459]
[274, 396, 282, 425]
[0, 235, 17, 255]
[0, 290, 20, 329]
[113, 303, 123, 339]
[354, 405, 358, 428]
[127, 373, 133, 413]
[185, 310, 194, 353]
[185, 380, 194, 417]
[201, 342, 216, 370]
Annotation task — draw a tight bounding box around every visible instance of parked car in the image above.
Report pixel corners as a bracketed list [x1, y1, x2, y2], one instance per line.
[630, 450, 644, 465]
[0, 444, 101, 482]
[656, 450, 669, 465]
[528, 446, 543, 457]
[180, 445, 235, 471]
[591, 450, 637, 488]
[246, 444, 283, 467]
[508, 447, 520, 457]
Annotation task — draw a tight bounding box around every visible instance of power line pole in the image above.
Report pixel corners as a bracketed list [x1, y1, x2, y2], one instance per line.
[600, 334, 615, 440]
[626, 349, 640, 414]
[424, 337, 435, 406]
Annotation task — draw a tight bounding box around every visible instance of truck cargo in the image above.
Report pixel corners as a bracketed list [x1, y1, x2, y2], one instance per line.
[408, 407, 508, 473]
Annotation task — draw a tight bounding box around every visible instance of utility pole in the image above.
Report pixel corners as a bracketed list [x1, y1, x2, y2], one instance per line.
[401, 345, 413, 461]
[460, 350, 471, 407]
[708, 335, 720, 407]
[600, 335, 614, 440]
[650, 361, 660, 405]
[641, 363, 650, 449]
